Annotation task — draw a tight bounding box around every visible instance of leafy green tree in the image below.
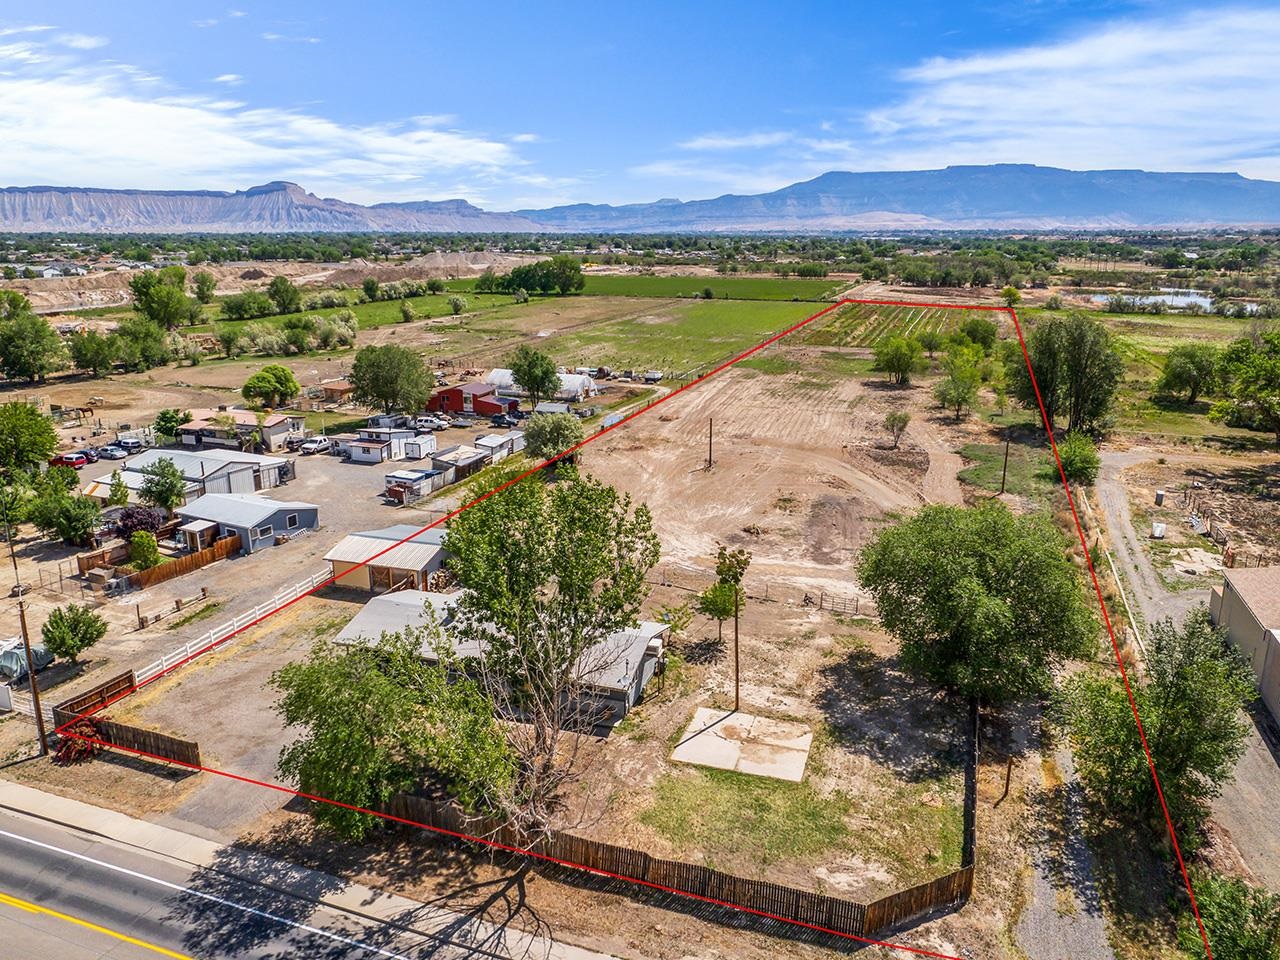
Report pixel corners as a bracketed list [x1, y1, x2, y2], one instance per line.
[398, 299, 415, 323]
[1058, 432, 1100, 485]
[152, 408, 190, 445]
[933, 342, 982, 420]
[883, 410, 911, 448]
[348, 345, 432, 414]
[130, 268, 200, 329]
[448, 295, 467, 316]
[266, 275, 302, 314]
[509, 345, 560, 409]
[918, 330, 944, 357]
[361, 277, 380, 301]
[1007, 314, 1123, 433]
[138, 458, 187, 512]
[67, 330, 119, 377]
[129, 530, 163, 569]
[220, 291, 275, 321]
[215, 325, 242, 358]
[443, 468, 659, 831]
[547, 255, 586, 295]
[1000, 285, 1022, 308]
[51, 497, 101, 545]
[272, 631, 514, 840]
[960, 315, 999, 354]
[873, 335, 927, 385]
[696, 581, 740, 643]
[523, 412, 584, 463]
[0, 402, 58, 473]
[0, 306, 66, 383]
[474, 270, 497, 293]
[858, 501, 1095, 703]
[1210, 332, 1280, 444]
[41, 604, 108, 664]
[1178, 870, 1280, 960]
[241, 364, 300, 408]
[117, 505, 165, 539]
[1156, 343, 1219, 403]
[107, 470, 131, 507]
[427, 278, 445, 295]
[113, 316, 172, 370]
[1060, 608, 1254, 832]
[193, 270, 217, 304]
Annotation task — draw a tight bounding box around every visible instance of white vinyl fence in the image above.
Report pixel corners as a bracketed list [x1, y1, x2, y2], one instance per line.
[136, 568, 330, 684]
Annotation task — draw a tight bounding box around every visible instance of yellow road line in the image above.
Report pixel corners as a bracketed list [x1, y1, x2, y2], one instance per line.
[0, 890, 194, 959]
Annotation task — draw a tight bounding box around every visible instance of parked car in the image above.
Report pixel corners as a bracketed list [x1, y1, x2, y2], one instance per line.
[510, 409, 529, 421]
[49, 452, 89, 469]
[284, 433, 307, 451]
[490, 413, 518, 428]
[116, 437, 145, 453]
[74, 448, 101, 463]
[98, 445, 128, 460]
[450, 416, 476, 428]
[300, 437, 332, 455]
[414, 415, 449, 431]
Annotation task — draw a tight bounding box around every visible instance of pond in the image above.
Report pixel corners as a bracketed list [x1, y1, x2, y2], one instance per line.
[1089, 288, 1257, 313]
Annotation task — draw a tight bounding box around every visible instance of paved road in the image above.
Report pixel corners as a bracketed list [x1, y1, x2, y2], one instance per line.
[0, 809, 519, 960]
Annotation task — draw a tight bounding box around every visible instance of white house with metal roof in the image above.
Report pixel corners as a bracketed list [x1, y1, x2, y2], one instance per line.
[82, 448, 292, 505]
[174, 493, 319, 554]
[334, 589, 669, 726]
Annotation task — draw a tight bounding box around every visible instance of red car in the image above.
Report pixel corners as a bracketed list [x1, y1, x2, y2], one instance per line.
[49, 452, 89, 469]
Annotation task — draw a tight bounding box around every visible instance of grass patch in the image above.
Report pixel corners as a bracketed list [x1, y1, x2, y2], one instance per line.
[576, 275, 838, 300]
[640, 767, 851, 865]
[957, 440, 1058, 499]
[166, 601, 222, 631]
[738, 354, 798, 375]
[301, 411, 372, 434]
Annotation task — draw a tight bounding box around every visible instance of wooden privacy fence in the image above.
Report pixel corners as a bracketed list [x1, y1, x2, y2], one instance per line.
[119, 534, 241, 591]
[52, 670, 202, 767]
[379, 700, 979, 943]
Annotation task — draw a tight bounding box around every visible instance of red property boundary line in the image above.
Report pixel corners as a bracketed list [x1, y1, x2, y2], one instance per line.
[52, 297, 1212, 959]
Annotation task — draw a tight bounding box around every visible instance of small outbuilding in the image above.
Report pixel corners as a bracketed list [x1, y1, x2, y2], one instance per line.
[175, 493, 319, 554]
[1210, 565, 1280, 722]
[348, 426, 416, 464]
[431, 444, 491, 481]
[427, 382, 517, 417]
[323, 524, 449, 592]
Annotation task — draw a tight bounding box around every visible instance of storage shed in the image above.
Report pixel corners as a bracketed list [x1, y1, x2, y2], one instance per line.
[175, 493, 319, 554]
[324, 524, 449, 592]
[431, 444, 491, 481]
[1210, 566, 1280, 722]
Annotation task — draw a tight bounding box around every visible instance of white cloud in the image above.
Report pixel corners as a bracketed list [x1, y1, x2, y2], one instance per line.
[859, 6, 1280, 176]
[511, 132, 540, 143]
[679, 131, 793, 151]
[0, 34, 538, 204]
[227, 9, 247, 17]
[212, 73, 244, 85]
[0, 25, 54, 38]
[194, 18, 219, 28]
[260, 32, 321, 44]
[55, 33, 108, 49]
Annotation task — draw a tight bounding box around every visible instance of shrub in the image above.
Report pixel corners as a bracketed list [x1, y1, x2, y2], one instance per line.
[1058, 432, 1100, 485]
[448, 295, 467, 316]
[1178, 870, 1280, 960]
[117, 505, 166, 539]
[129, 530, 163, 570]
[54, 717, 108, 766]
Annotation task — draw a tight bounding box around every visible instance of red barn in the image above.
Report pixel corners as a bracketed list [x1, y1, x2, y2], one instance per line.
[427, 382, 516, 416]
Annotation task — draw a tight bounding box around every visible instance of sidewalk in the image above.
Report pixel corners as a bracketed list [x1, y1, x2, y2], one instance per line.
[0, 779, 617, 960]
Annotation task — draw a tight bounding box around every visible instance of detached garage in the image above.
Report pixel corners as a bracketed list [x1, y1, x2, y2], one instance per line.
[175, 494, 320, 554]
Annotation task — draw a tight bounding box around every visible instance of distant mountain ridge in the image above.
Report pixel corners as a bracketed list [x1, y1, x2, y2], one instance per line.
[4, 165, 1280, 233]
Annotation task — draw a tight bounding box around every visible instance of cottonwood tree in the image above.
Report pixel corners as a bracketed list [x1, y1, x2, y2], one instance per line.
[68, 330, 119, 377]
[241, 365, 300, 409]
[1210, 331, 1280, 444]
[0, 402, 58, 473]
[266, 276, 301, 314]
[933, 342, 982, 421]
[858, 501, 1095, 703]
[1060, 608, 1254, 834]
[1156, 343, 1219, 404]
[0, 295, 66, 383]
[443, 468, 660, 833]
[272, 630, 514, 841]
[193, 271, 217, 304]
[874, 335, 927, 385]
[349, 345, 433, 414]
[509, 345, 560, 409]
[130, 267, 201, 329]
[138, 459, 187, 512]
[1006, 313, 1123, 433]
[523, 412, 584, 464]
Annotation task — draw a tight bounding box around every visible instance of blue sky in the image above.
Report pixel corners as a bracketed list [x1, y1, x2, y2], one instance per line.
[1, 1, 1276, 208]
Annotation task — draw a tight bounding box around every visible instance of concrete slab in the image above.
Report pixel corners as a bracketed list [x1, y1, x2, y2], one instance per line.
[670, 707, 812, 782]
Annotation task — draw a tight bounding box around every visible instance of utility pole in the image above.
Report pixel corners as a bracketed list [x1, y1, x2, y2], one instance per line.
[706, 418, 713, 471]
[733, 584, 740, 713]
[2, 495, 48, 755]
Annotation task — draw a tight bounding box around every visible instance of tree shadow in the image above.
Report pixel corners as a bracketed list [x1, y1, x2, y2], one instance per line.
[860, 379, 918, 393]
[677, 630, 725, 665]
[94, 747, 201, 782]
[814, 644, 970, 783]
